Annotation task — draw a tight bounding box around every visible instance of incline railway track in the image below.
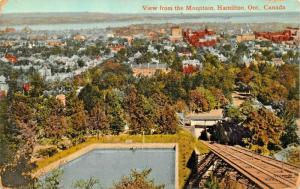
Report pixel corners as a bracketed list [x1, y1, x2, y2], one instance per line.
[203, 141, 300, 189]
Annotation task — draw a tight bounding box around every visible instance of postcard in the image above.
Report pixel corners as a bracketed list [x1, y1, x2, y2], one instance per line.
[0, 0, 299, 189]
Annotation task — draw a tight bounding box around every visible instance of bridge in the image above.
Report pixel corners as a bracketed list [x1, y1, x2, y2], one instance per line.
[186, 141, 300, 189]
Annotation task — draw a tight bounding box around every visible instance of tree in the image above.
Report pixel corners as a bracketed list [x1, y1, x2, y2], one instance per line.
[204, 174, 220, 189]
[29, 72, 46, 97]
[209, 87, 229, 108]
[77, 60, 85, 68]
[286, 146, 300, 167]
[243, 108, 284, 155]
[279, 107, 300, 148]
[280, 119, 300, 148]
[155, 104, 178, 134]
[105, 90, 125, 135]
[41, 98, 68, 141]
[35, 169, 63, 189]
[162, 71, 186, 102]
[189, 87, 216, 112]
[44, 115, 68, 140]
[236, 66, 254, 88]
[258, 79, 288, 105]
[124, 86, 156, 134]
[73, 177, 100, 189]
[68, 99, 88, 144]
[78, 84, 102, 112]
[89, 102, 109, 138]
[112, 169, 164, 189]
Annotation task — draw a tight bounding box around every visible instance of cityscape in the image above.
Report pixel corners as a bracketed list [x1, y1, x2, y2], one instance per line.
[0, 1, 299, 189]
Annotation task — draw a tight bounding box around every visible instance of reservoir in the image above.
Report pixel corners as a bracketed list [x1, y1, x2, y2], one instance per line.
[44, 147, 176, 189]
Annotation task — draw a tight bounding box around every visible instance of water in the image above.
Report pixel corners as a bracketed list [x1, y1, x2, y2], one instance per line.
[2, 14, 299, 31]
[51, 148, 176, 189]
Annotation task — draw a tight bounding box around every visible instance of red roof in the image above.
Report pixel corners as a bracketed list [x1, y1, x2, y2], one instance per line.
[184, 29, 217, 47]
[5, 54, 18, 64]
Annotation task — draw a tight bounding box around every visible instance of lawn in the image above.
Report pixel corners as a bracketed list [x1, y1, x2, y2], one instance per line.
[34, 129, 209, 188]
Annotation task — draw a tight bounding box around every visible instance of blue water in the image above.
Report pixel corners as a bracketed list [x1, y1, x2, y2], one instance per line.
[3, 13, 299, 31]
[52, 148, 176, 189]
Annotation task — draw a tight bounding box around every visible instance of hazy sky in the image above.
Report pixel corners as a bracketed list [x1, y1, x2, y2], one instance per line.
[2, 0, 300, 13]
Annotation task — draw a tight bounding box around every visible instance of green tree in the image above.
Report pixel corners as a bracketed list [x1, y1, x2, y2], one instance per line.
[112, 169, 164, 189]
[73, 177, 100, 189]
[204, 174, 220, 189]
[79, 84, 102, 112]
[89, 102, 109, 138]
[155, 104, 178, 134]
[105, 90, 125, 134]
[124, 86, 156, 134]
[77, 60, 85, 68]
[189, 87, 216, 112]
[35, 169, 63, 189]
[29, 72, 46, 97]
[69, 99, 88, 143]
[243, 108, 284, 155]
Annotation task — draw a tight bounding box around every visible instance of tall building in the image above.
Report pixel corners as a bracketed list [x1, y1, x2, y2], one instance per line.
[170, 26, 183, 42]
[184, 29, 217, 47]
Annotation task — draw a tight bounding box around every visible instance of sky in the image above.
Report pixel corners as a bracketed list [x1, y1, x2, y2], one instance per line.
[1, 0, 300, 14]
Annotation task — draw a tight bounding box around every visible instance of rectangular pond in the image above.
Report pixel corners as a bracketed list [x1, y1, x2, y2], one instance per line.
[51, 147, 176, 189]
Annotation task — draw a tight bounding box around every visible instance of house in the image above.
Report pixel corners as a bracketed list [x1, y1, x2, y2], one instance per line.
[23, 83, 31, 93]
[5, 54, 18, 64]
[184, 29, 217, 47]
[132, 51, 142, 59]
[272, 58, 285, 66]
[170, 26, 183, 42]
[182, 59, 202, 70]
[56, 94, 66, 107]
[131, 63, 169, 77]
[148, 45, 158, 54]
[178, 51, 192, 57]
[183, 109, 224, 138]
[109, 44, 125, 54]
[5, 27, 16, 33]
[163, 45, 175, 52]
[47, 40, 66, 47]
[73, 34, 86, 41]
[0, 75, 8, 94]
[38, 66, 52, 78]
[236, 34, 256, 43]
[255, 30, 293, 43]
[147, 32, 159, 41]
[0, 90, 6, 99]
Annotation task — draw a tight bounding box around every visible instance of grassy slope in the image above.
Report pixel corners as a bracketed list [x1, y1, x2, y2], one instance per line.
[34, 129, 209, 188]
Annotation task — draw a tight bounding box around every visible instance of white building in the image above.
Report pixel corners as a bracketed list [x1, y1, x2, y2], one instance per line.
[0, 75, 8, 92]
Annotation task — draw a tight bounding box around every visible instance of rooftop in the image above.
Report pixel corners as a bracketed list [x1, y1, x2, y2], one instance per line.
[185, 109, 223, 120]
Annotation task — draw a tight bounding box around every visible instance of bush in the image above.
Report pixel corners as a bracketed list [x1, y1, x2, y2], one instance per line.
[37, 147, 58, 158]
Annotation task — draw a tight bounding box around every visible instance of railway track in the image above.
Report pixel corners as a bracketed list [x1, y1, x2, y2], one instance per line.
[203, 141, 300, 189]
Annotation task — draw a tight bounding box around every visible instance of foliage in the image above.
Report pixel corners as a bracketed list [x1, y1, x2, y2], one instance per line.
[189, 87, 216, 112]
[286, 146, 300, 167]
[204, 174, 220, 189]
[89, 102, 110, 137]
[29, 72, 47, 97]
[243, 108, 284, 155]
[112, 169, 164, 189]
[73, 177, 100, 189]
[36, 147, 58, 158]
[35, 169, 63, 189]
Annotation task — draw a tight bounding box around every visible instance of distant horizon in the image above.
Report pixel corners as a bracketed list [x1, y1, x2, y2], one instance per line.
[2, 0, 300, 14]
[1, 11, 299, 15]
